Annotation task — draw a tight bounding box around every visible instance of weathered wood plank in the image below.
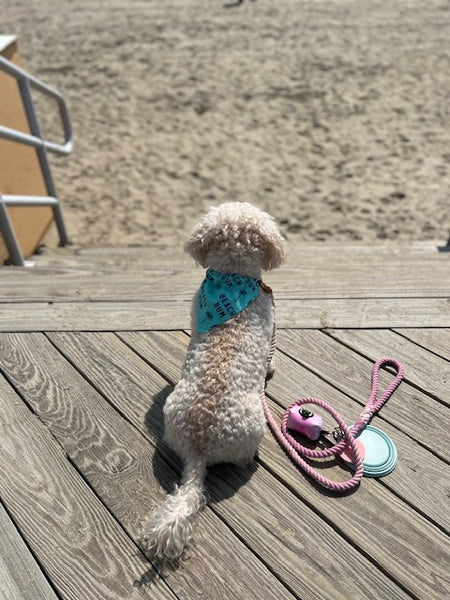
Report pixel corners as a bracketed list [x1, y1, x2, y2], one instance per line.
[326, 329, 450, 408]
[275, 297, 450, 328]
[47, 331, 412, 600]
[36, 245, 194, 270]
[0, 373, 175, 600]
[0, 268, 201, 302]
[0, 332, 295, 600]
[120, 330, 450, 599]
[0, 296, 448, 332]
[1, 262, 449, 301]
[276, 329, 450, 459]
[36, 241, 445, 270]
[393, 328, 450, 362]
[283, 240, 447, 257]
[0, 501, 59, 600]
[0, 301, 191, 331]
[117, 330, 188, 382]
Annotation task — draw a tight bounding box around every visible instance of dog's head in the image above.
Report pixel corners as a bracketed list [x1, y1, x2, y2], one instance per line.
[184, 202, 286, 276]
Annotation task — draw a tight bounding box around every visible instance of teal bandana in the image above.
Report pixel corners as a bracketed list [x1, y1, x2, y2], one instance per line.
[197, 269, 260, 333]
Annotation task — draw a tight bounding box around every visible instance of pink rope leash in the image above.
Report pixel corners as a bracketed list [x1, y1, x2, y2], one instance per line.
[262, 357, 404, 493]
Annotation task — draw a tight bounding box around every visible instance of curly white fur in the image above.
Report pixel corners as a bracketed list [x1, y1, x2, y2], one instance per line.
[142, 202, 286, 561]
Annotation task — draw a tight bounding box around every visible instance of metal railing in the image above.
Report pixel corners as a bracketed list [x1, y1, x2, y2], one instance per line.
[0, 55, 73, 266]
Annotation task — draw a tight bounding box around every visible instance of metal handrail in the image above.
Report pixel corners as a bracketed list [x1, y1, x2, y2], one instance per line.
[0, 56, 73, 155]
[0, 55, 73, 266]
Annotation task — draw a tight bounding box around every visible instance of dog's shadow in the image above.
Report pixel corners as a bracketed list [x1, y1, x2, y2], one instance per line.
[145, 384, 260, 506]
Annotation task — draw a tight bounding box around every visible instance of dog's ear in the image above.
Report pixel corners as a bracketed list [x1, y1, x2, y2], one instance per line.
[261, 228, 287, 270]
[184, 220, 210, 267]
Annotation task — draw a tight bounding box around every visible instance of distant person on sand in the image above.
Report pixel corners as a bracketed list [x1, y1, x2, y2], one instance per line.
[225, 0, 256, 6]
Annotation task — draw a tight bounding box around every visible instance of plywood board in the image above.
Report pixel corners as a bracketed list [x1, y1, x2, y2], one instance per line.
[0, 38, 53, 262]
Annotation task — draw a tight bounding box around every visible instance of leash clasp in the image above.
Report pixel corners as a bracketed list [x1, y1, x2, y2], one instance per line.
[332, 427, 345, 443]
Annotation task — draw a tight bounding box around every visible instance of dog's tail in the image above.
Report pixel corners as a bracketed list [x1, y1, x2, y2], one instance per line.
[142, 455, 207, 561]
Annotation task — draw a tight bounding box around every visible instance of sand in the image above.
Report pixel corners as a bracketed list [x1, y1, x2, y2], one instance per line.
[3, 0, 449, 248]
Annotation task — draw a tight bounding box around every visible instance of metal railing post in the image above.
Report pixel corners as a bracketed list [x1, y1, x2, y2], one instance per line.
[0, 195, 26, 266]
[18, 75, 71, 247]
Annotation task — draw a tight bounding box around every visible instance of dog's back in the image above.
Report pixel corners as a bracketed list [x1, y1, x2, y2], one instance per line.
[164, 290, 273, 465]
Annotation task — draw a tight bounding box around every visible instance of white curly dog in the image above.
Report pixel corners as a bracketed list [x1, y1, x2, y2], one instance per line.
[142, 202, 286, 561]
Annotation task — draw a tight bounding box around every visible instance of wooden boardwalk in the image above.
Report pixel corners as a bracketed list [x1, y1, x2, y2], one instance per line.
[1, 242, 449, 600]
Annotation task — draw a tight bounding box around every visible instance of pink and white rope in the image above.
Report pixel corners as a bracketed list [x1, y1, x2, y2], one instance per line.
[262, 349, 404, 492]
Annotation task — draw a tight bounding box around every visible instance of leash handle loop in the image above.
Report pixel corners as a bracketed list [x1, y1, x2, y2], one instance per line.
[352, 357, 404, 436]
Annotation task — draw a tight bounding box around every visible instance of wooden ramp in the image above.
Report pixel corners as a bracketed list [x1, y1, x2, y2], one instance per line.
[0, 242, 449, 600]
